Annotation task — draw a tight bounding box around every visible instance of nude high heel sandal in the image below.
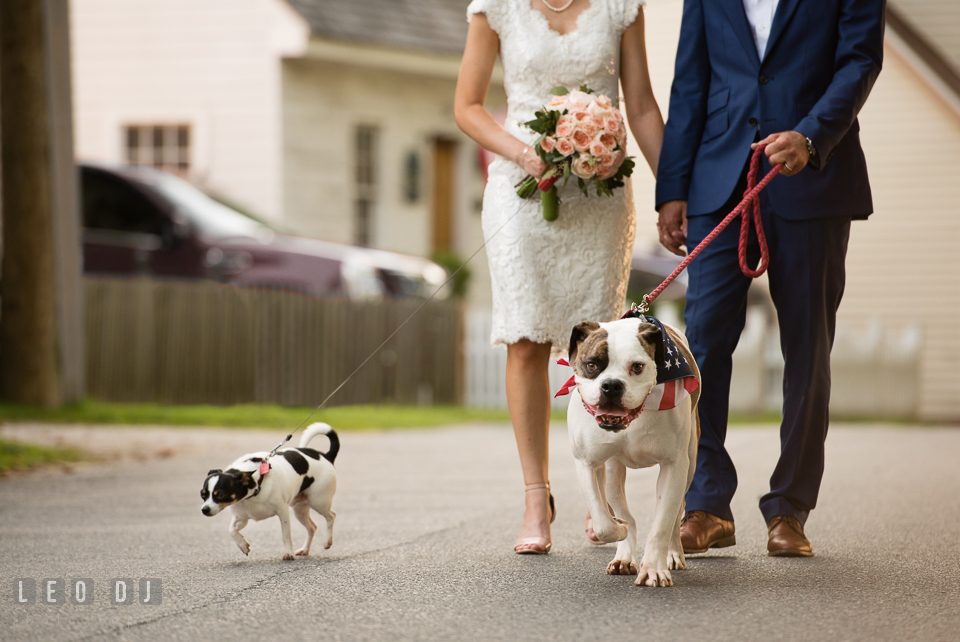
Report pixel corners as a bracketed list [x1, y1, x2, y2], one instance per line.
[514, 482, 556, 555]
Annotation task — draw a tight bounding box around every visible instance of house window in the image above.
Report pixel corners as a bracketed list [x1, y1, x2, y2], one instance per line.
[124, 124, 190, 174]
[354, 125, 378, 246]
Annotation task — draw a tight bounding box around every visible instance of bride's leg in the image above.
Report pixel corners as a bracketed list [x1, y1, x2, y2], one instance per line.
[506, 339, 553, 552]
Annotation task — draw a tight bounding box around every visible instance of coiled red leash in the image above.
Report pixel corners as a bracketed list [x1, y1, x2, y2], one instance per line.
[636, 145, 781, 313]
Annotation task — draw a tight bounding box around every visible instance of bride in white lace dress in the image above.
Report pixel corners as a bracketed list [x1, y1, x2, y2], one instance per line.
[455, 0, 663, 555]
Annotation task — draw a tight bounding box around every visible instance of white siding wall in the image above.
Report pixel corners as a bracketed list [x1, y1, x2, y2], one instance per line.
[281, 56, 505, 306]
[847, 44, 960, 421]
[71, 0, 309, 220]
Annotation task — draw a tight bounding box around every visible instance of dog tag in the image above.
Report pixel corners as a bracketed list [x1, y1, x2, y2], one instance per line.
[259, 462, 270, 476]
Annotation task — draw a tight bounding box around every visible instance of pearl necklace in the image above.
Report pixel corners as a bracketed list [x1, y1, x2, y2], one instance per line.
[542, 0, 576, 12]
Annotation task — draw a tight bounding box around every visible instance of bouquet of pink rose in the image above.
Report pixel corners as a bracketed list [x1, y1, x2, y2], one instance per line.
[516, 85, 635, 221]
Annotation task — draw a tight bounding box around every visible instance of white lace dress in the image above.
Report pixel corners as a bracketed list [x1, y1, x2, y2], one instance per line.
[468, 0, 644, 356]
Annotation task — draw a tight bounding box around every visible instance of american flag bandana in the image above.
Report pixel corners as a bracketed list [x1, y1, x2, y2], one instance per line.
[555, 312, 700, 412]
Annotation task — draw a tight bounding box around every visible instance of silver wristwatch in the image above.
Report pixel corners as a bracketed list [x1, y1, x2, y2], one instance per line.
[805, 136, 817, 158]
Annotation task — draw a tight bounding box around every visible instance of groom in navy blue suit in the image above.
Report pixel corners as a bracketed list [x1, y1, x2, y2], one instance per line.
[655, 0, 886, 556]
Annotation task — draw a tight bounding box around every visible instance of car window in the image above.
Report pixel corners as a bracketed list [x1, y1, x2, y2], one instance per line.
[82, 170, 166, 235]
[149, 171, 269, 239]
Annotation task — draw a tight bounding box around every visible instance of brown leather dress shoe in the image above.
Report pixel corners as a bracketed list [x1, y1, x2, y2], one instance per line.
[680, 511, 736, 554]
[767, 515, 814, 557]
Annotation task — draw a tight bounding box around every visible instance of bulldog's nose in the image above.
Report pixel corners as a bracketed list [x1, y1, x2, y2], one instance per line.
[201, 506, 211, 516]
[600, 379, 624, 397]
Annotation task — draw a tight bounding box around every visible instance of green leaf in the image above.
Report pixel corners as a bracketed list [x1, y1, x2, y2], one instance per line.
[549, 86, 570, 96]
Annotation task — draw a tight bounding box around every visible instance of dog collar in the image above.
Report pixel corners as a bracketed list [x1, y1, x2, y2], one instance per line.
[250, 458, 271, 497]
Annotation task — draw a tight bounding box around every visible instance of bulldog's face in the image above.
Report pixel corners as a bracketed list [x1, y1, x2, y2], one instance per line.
[568, 318, 665, 432]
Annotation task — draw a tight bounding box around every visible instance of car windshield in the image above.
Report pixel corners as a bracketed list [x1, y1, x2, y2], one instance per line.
[149, 171, 272, 239]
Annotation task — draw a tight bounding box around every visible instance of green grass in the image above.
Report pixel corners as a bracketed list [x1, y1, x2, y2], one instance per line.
[0, 438, 86, 475]
[0, 400, 558, 430]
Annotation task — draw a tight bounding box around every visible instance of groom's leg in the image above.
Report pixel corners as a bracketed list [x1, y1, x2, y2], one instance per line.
[759, 196, 851, 526]
[682, 211, 756, 521]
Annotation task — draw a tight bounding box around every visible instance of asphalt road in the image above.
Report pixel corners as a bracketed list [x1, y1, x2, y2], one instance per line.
[1, 421, 958, 642]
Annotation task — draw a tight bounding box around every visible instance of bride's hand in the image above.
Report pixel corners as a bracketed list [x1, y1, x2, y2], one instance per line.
[515, 145, 547, 178]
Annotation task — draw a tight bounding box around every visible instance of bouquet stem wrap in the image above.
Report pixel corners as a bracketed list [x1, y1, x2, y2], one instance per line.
[541, 186, 559, 222]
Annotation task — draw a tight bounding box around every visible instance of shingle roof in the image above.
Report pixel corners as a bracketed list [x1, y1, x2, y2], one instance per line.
[285, 0, 470, 55]
[888, 0, 960, 97]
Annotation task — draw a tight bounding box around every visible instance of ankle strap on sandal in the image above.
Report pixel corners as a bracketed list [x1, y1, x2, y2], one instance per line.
[524, 482, 550, 492]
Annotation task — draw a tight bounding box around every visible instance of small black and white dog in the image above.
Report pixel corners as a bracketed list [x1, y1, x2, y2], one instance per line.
[200, 422, 338, 560]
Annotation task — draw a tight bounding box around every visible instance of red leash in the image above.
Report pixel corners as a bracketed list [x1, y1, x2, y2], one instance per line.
[637, 145, 782, 313]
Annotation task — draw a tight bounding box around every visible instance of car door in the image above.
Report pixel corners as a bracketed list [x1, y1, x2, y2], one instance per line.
[81, 167, 203, 279]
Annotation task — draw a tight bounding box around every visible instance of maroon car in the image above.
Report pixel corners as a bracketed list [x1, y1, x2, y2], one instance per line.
[80, 161, 449, 299]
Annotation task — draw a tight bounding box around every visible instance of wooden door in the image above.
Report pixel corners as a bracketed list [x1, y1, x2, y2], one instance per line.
[431, 139, 457, 252]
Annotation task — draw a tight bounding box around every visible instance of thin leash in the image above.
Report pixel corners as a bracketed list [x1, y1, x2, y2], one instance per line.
[265, 198, 529, 458]
[634, 144, 782, 314]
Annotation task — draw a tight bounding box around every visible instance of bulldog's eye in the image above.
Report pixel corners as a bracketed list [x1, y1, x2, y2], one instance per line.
[200, 490, 208, 500]
[213, 491, 223, 500]
[630, 362, 644, 376]
[585, 362, 598, 373]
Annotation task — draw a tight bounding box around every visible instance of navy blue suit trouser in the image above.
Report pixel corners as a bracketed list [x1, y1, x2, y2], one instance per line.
[682, 183, 851, 526]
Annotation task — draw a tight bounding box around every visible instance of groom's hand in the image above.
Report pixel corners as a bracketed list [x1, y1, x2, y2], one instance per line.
[657, 200, 688, 257]
[752, 131, 809, 176]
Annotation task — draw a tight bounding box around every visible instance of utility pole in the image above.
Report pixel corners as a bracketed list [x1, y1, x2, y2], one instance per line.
[0, 0, 84, 406]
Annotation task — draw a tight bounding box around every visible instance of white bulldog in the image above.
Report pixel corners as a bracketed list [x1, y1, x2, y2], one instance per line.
[566, 316, 700, 587]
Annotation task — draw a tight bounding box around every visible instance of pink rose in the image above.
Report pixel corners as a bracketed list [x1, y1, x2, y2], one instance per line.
[547, 95, 568, 111]
[578, 120, 599, 138]
[556, 115, 575, 138]
[596, 94, 613, 108]
[555, 138, 575, 156]
[571, 110, 592, 123]
[590, 140, 607, 157]
[587, 101, 608, 118]
[571, 155, 597, 179]
[540, 136, 556, 153]
[598, 132, 617, 151]
[567, 89, 592, 108]
[603, 117, 620, 133]
[598, 164, 618, 180]
[571, 129, 592, 153]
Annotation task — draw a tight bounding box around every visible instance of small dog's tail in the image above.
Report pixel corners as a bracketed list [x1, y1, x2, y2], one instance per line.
[300, 422, 340, 463]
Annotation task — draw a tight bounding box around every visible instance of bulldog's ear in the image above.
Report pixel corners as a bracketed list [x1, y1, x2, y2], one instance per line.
[207, 469, 222, 476]
[637, 323, 665, 372]
[569, 321, 601, 362]
[239, 471, 256, 488]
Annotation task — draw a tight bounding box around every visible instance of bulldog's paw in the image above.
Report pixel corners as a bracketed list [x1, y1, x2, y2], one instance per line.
[594, 517, 629, 544]
[607, 558, 638, 575]
[635, 563, 673, 587]
[237, 539, 251, 556]
[666, 549, 686, 570]
[282, 553, 295, 561]
[294, 548, 310, 557]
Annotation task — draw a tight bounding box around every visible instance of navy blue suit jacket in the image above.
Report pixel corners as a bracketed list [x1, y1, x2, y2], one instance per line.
[656, 0, 886, 220]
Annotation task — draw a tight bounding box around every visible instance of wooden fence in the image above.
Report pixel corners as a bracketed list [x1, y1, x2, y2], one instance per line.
[85, 278, 461, 406]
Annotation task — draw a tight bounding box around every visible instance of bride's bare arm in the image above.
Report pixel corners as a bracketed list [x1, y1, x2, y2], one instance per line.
[620, 9, 664, 178]
[455, 14, 545, 178]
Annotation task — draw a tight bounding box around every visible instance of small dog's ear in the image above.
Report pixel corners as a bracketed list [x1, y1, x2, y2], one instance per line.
[207, 469, 222, 476]
[569, 321, 601, 362]
[239, 471, 256, 489]
[637, 323, 665, 372]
